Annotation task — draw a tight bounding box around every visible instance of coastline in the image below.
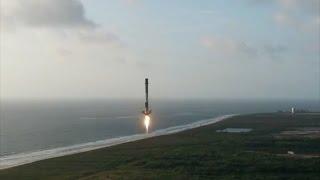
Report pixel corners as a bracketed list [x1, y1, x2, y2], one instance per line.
[0, 114, 235, 170]
[1, 113, 319, 179]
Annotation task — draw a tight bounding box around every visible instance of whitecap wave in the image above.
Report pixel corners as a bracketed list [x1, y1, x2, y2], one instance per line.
[0, 114, 235, 170]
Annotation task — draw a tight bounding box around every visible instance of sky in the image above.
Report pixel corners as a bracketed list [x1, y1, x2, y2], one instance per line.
[0, 0, 319, 100]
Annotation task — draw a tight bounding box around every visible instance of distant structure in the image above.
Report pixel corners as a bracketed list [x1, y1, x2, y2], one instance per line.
[291, 107, 295, 114]
[288, 151, 295, 155]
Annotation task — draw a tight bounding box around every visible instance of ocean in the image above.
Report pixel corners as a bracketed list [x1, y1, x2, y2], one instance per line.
[0, 99, 319, 157]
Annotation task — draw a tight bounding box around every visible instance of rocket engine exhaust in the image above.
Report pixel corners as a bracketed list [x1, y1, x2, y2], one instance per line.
[142, 78, 151, 133]
[144, 115, 150, 133]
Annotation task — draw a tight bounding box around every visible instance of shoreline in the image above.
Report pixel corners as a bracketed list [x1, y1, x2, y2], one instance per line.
[0, 114, 235, 170]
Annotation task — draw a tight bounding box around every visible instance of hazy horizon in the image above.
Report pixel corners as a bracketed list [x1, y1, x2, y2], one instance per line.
[1, 97, 319, 102]
[1, 0, 319, 100]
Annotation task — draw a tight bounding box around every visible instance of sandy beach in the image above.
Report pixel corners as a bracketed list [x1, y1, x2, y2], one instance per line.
[0, 114, 235, 170]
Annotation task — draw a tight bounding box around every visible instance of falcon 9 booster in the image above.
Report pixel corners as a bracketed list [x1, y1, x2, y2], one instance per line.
[142, 78, 151, 115]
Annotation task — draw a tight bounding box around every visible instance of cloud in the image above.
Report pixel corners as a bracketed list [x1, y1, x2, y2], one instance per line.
[199, 10, 216, 15]
[273, 12, 320, 32]
[123, 0, 140, 6]
[200, 36, 258, 58]
[2, 0, 95, 28]
[246, 0, 320, 16]
[1, 0, 124, 46]
[200, 36, 288, 60]
[263, 44, 288, 59]
[247, 0, 320, 13]
[246, 0, 272, 6]
[246, 0, 320, 32]
[0, 0, 132, 99]
[76, 29, 124, 46]
[277, 0, 320, 15]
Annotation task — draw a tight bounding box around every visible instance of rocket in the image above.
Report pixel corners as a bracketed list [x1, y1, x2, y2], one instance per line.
[142, 78, 152, 115]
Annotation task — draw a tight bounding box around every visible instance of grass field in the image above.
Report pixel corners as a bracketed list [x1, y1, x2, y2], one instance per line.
[0, 113, 319, 179]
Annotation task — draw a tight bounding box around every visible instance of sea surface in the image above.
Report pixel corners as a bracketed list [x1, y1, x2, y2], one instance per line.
[0, 99, 319, 156]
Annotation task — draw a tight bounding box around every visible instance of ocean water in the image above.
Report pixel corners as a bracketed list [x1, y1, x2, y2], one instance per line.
[0, 99, 319, 157]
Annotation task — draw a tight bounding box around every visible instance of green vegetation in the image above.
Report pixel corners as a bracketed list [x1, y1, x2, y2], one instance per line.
[1, 113, 319, 179]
